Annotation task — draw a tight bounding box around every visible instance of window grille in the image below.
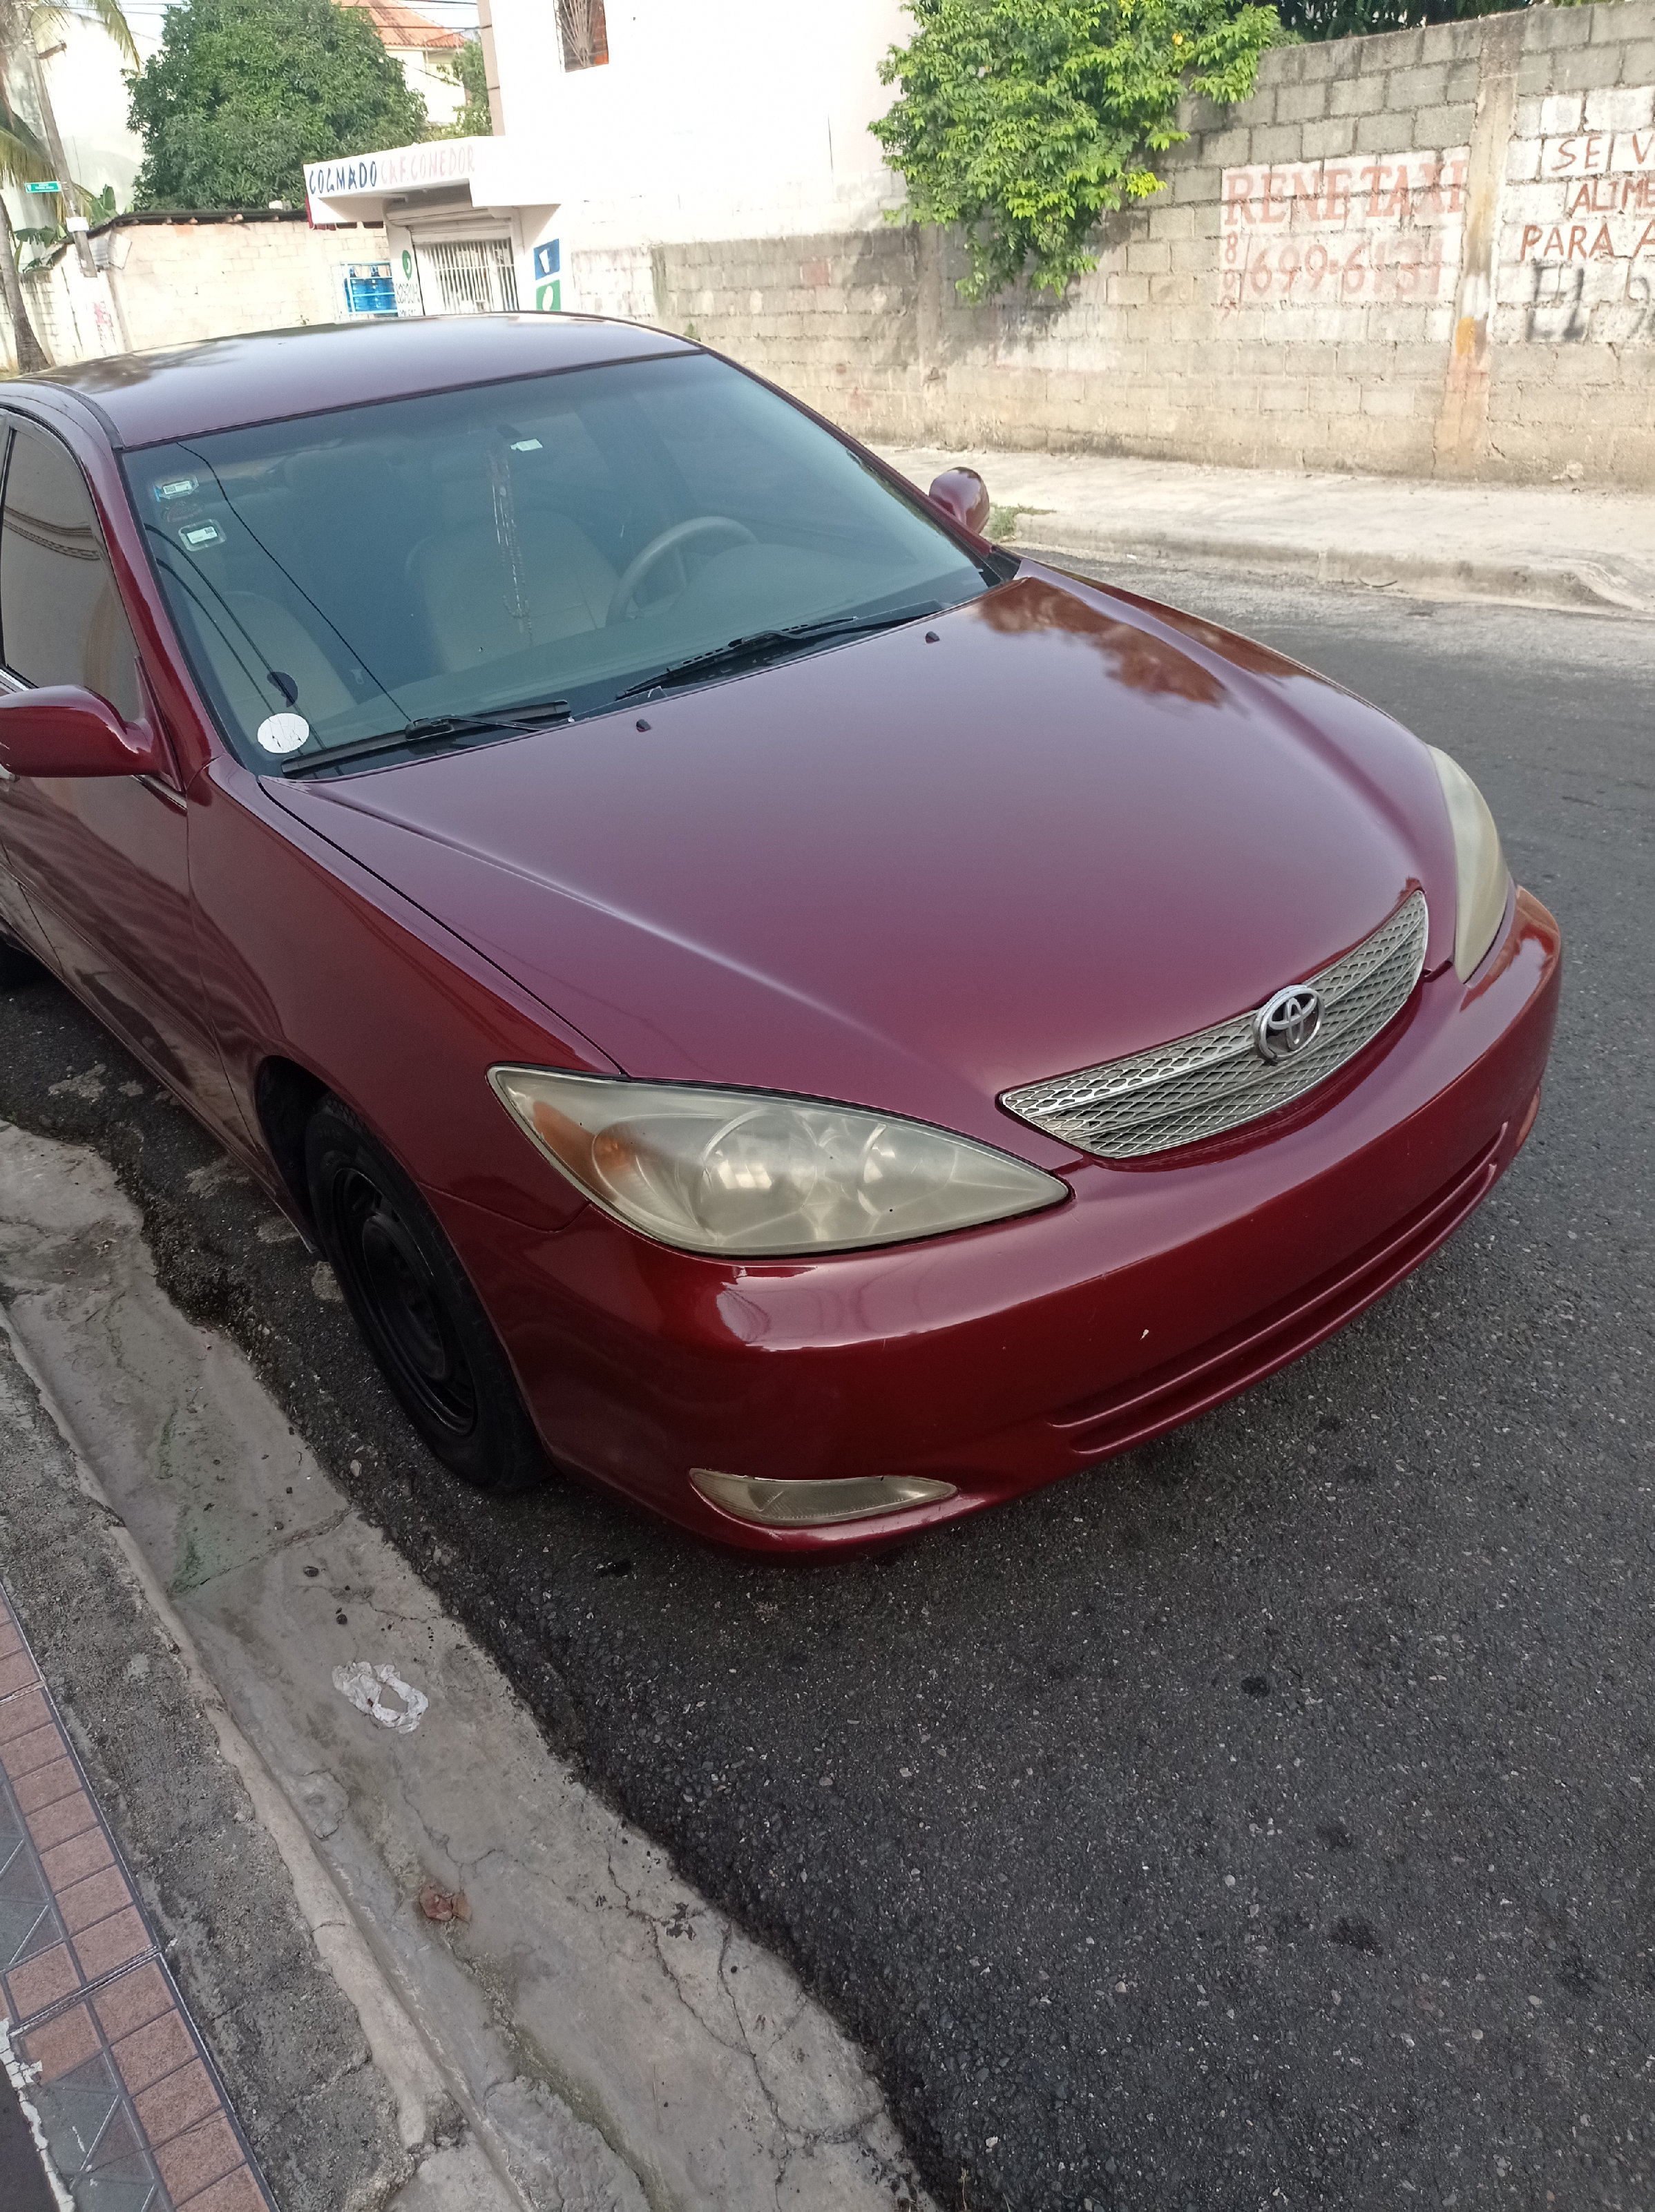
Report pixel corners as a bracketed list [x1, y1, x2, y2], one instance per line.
[556, 0, 609, 69]
[414, 236, 520, 317]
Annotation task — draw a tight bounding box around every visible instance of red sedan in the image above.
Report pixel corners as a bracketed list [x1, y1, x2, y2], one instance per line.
[0, 318, 1559, 1550]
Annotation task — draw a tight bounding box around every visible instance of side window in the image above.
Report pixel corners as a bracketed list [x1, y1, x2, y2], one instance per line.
[0, 422, 142, 722]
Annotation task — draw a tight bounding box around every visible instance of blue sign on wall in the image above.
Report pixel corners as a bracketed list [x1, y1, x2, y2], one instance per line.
[533, 238, 560, 281]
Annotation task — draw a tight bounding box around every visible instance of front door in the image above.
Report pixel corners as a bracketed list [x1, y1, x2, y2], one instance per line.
[0, 415, 242, 1133]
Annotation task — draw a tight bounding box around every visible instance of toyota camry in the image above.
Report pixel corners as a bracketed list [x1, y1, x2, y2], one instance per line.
[0, 316, 1560, 1549]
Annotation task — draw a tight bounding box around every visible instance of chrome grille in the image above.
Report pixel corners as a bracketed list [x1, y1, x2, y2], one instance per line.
[1002, 890, 1428, 1160]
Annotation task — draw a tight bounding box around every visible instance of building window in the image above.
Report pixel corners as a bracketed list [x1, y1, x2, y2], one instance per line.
[557, 0, 608, 70]
[415, 238, 520, 316]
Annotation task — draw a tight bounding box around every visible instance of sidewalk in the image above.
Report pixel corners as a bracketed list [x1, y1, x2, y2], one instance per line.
[0, 1582, 278, 2212]
[874, 445, 1655, 619]
[0, 1312, 408, 2212]
[0, 1117, 935, 2212]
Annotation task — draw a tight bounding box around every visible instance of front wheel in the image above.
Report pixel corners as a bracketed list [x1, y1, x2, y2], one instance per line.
[305, 1096, 549, 1492]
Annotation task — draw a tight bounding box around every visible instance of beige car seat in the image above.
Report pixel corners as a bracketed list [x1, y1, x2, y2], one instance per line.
[189, 591, 357, 734]
[408, 510, 619, 671]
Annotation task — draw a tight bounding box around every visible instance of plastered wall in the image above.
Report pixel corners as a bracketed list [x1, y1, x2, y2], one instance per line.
[0, 216, 389, 374]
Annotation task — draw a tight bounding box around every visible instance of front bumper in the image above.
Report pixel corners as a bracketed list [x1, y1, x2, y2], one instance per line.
[433, 887, 1561, 1552]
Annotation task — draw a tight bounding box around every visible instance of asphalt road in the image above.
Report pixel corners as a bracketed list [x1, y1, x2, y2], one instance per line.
[1, 571, 1649, 2212]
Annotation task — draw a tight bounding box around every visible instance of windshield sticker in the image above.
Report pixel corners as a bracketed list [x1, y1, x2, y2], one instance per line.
[178, 520, 224, 550]
[510, 438, 542, 452]
[153, 476, 199, 502]
[256, 712, 311, 755]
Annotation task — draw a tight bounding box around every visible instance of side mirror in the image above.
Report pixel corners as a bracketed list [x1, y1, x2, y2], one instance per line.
[928, 467, 991, 537]
[0, 686, 164, 779]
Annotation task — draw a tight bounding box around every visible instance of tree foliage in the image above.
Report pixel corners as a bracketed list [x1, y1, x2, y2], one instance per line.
[128, 0, 429, 211]
[872, 0, 1283, 301]
[429, 36, 492, 139]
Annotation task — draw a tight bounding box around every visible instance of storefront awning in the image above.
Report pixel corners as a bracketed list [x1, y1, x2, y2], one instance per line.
[305, 137, 558, 225]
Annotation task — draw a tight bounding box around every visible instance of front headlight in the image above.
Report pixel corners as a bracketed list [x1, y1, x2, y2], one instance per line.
[489, 1068, 1066, 1256]
[1426, 745, 1511, 981]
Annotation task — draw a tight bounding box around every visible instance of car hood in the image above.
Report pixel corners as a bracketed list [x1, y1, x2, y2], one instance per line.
[271, 568, 1457, 1160]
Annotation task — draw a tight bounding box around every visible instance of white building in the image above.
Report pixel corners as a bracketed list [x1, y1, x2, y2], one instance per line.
[305, 0, 908, 325]
[0, 10, 157, 251]
[3, 0, 470, 252]
[338, 0, 471, 133]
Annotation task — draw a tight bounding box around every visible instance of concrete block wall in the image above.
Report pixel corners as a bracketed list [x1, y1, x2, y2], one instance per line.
[0, 215, 392, 374]
[577, 0, 1655, 485]
[105, 218, 385, 352]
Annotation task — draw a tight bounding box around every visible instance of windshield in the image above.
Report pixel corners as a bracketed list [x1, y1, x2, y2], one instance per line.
[124, 351, 995, 776]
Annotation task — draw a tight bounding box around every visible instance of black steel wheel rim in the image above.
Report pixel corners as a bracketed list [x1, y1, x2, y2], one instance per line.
[332, 1166, 479, 1439]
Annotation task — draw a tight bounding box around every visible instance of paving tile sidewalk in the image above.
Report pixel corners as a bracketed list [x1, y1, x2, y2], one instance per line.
[875, 444, 1655, 617]
[0, 1586, 274, 2212]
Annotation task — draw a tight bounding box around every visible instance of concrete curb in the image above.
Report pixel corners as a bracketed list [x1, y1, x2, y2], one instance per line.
[872, 443, 1655, 623]
[1006, 523, 1655, 620]
[0, 1119, 937, 2212]
[0, 1307, 459, 2164]
[0, 1309, 425, 2212]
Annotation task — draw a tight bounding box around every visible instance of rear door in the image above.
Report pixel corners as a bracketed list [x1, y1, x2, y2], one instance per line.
[0, 414, 242, 1126]
[0, 423, 50, 959]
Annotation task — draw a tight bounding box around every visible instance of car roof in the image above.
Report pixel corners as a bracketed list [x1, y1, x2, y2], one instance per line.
[9, 314, 696, 450]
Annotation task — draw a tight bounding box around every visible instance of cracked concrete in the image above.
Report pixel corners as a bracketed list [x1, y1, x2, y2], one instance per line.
[0, 1119, 932, 2212]
[0, 1309, 419, 2212]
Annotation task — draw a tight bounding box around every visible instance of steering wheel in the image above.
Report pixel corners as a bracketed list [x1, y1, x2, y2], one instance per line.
[607, 515, 756, 625]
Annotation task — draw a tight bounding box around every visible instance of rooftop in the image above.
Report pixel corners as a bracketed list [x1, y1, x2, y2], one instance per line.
[338, 0, 468, 51]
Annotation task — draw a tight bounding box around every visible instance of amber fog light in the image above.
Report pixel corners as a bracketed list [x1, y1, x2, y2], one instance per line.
[689, 1469, 957, 1527]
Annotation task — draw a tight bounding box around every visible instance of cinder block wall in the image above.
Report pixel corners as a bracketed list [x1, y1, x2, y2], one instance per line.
[0, 215, 391, 372]
[105, 218, 387, 352]
[578, 0, 1655, 485]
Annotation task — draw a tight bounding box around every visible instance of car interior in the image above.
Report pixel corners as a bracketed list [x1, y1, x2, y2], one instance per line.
[126, 352, 988, 766]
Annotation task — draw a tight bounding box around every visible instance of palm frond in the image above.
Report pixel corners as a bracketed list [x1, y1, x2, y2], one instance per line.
[7, 0, 138, 68]
[0, 107, 56, 192]
[75, 0, 139, 68]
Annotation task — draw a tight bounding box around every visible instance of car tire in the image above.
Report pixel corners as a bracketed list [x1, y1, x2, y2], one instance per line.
[305, 1095, 550, 1492]
[0, 931, 43, 987]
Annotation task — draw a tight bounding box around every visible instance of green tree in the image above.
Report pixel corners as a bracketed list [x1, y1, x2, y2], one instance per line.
[872, 0, 1282, 302]
[428, 36, 491, 140]
[128, 0, 429, 211]
[1, 0, 136, 368]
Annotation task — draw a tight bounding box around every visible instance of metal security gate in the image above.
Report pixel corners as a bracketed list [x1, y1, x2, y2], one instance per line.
[413, 236, 520, 316]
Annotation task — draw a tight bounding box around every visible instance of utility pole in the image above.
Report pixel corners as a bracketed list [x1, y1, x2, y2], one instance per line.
[27, 34, 77, 214]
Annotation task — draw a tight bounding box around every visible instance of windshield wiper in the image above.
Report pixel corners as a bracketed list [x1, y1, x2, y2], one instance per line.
[279, 697, 571, 778]
[616, 604, 942, 700]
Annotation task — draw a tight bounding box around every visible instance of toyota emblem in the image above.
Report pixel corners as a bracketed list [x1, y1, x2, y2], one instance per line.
[1253, 985, 1323, 1064]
